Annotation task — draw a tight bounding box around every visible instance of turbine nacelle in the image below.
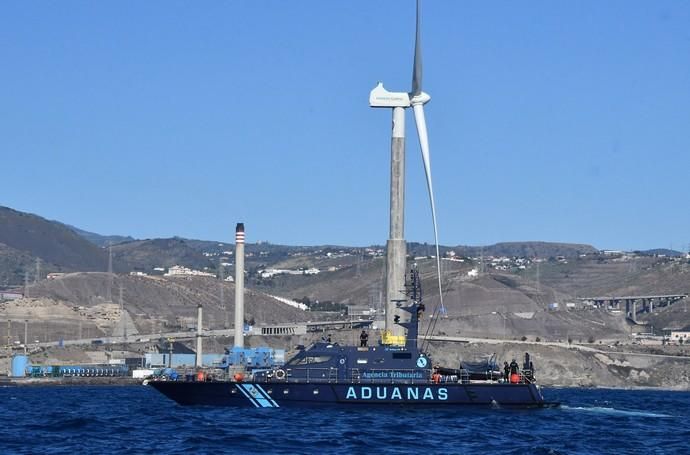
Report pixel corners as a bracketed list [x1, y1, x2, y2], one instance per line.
[369, 82, 411, 108]
[369, 82, 431, 109]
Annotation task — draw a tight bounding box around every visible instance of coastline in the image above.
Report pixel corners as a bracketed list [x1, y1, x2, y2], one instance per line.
[0, 376, 142, 387]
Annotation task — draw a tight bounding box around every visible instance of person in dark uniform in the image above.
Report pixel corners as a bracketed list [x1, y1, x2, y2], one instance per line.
[523, 352, 531, 371]
[360, 330, 369, 347]
[503, 361, 510, 381]
[327, 334, 332, 343]
[509, 359, 519, 375]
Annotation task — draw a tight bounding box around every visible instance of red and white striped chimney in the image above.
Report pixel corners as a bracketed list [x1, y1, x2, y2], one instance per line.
[233, 223, 245, 348]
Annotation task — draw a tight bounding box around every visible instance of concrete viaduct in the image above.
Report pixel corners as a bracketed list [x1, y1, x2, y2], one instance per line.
[577, 294, 688, 322]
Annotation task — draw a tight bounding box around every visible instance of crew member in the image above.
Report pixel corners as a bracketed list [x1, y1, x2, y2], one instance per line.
[509, 358, 519, 375]
[503, 361, 510, 381]
[360, 330, 369, 347]
[523, 352, 531, 371]
[509, 358, 520, 384]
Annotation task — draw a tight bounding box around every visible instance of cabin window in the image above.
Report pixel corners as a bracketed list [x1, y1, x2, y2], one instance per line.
[288, 355, 334, 365]
[356, 359, 368, 364]
[392, 352, 412, 359]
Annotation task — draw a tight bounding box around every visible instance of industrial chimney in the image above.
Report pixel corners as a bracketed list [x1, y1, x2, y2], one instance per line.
[195, 304, 203, 368]
[234, 223, 245, 348]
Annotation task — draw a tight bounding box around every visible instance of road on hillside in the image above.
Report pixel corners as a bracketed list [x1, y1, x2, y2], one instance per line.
[425, 335, 690, 361]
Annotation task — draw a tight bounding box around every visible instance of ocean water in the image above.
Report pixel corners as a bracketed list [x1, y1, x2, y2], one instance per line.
[1, 386, 688, 454]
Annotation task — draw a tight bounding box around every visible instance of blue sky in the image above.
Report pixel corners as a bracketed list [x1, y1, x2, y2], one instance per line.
[1, 1, 689, 251]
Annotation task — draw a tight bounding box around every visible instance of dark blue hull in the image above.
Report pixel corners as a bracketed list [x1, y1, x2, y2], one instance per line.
[149, 381, 557, 408]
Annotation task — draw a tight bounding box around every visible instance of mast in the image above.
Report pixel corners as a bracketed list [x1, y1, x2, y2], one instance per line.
[397, 266, 424, 350]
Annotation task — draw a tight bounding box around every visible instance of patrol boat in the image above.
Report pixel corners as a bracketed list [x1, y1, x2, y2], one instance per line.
[149, 268, 558, 408]
[150, 0, 558, 408]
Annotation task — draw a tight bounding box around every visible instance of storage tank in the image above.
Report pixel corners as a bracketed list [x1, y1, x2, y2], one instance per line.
[11, 355, 29, 377]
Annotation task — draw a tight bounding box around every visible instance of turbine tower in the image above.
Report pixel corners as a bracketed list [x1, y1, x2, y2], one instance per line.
[370, 0, 444, 339]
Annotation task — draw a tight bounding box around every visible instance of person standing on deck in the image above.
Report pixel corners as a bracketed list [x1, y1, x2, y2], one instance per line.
[360, 330, 369, 347]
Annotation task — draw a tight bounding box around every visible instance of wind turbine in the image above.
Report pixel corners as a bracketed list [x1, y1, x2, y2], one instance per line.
[370, 0, 445, 339]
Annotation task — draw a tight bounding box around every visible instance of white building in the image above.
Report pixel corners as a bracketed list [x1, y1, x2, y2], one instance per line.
[165, 265, 215, 278]
[670, 331, 690, 343]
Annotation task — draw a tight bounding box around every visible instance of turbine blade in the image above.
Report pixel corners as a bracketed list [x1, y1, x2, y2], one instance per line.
[412, 103, 445, 315]
[411, 0, 422, 96]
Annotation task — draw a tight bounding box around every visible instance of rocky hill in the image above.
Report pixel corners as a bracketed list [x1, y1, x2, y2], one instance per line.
[406, 241, 599, 259]
[1, 272, 312, 344]
[111, 238, 214, 272]
[0, 243, 37, 287]
[2, 204, 689, 344]
[63, 225, 135, 247]
[0, 206, 122, 285]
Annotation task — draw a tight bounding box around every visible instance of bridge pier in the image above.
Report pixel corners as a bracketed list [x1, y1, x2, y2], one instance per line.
[580, 294, 687, 323]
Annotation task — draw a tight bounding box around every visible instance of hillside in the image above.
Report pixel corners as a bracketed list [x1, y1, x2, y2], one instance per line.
[253, 253, 690, 340]
[524, 255, 690, 297]
[64, 225, 135, 247]
[0, 242, 40, 286]
[454, 241, 599, 259]
[111, 238, 214, 272]
[0, 206, 121, 285]
[1, 272, 312, 343]
[2, 204, 689, 342]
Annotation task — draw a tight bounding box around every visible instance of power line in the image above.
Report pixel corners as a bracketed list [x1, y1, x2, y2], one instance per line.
[107, 242, 113, 302]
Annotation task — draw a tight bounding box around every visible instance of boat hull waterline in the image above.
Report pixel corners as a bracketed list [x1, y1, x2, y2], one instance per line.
[149, 381, 558, 408]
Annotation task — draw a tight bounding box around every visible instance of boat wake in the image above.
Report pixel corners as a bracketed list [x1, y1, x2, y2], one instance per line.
[561, 405, 672, 418]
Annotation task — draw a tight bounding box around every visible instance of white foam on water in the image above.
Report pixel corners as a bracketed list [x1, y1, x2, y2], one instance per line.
[561, 405, 672, 418]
